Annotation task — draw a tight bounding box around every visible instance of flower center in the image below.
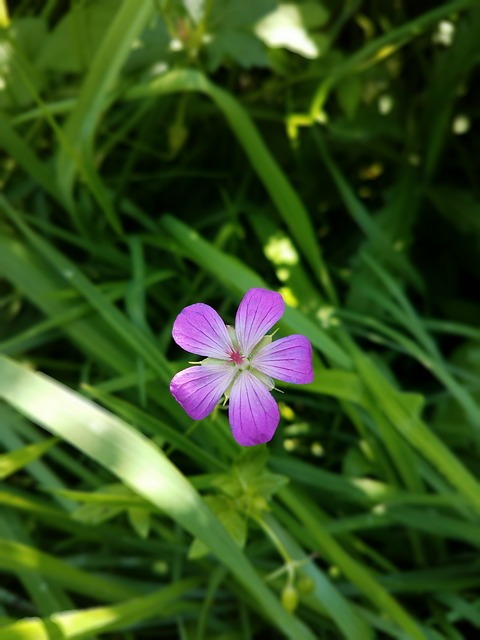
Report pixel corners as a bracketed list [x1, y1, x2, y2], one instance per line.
[229, 349, 247, 369]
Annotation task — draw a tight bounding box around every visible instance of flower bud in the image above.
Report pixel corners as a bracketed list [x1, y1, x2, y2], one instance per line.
[297, 576, 315, 594]
[281, 582, 299, 613]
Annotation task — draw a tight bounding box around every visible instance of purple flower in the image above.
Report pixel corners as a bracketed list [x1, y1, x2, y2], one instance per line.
[170, 288, 314, 446]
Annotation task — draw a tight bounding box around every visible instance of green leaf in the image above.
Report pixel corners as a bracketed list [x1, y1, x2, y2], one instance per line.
[336, 75, 363, 120]
[229, 447, 289, 501]
[55, 0, 155, 230]
[0, 579, 197, 640]
[262, 513, 373, 640]
[0, 537, 136, 602]
[160, 214, 350, 368]
[128, 507, 151, 539]
[127, 69, 337, 302]
[0, 355, 316, 640]
[0, 438, 58, 480]
[0, 18, 46, 108]
[37, 0, 122, 73]
[189, 495, 247, 559]
[213, 0, 276, 29]
[69, 484, 137, 525]
[210, 447, 288, 519]
[281, 488, 426, 640]
[206, 30, 268, 70]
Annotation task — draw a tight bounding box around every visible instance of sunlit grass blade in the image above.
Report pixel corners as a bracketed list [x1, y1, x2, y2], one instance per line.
[0, 355, 317, 640]
[362, 251, 480, 435]
[55, 0, 155, 230]
[0, 438, 58, 480]
[1, 198, 173, 383]
[351, 347, 480, 513]
[0, 231, 136, 376]
[0, 537, 137, 602]
[262, 513, 374, 640]
[280, 488, 426, 640]
[314, 129, 421, 289]
[271, 455, 399, 507]
[309, 0, 476, 117]
[0, 114, 62, 205]
[84, 384, 226, 471]
[0, 579, 198, 640]
[0, 512, 75, 623]
[126, 69, 336, 302]
[161, 214, 350, 368]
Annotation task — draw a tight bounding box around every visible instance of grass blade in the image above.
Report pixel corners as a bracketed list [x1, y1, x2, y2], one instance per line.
[0, 355, 317, 640]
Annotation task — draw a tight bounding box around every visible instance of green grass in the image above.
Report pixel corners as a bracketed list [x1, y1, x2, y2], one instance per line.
[1, 1, 480, 638]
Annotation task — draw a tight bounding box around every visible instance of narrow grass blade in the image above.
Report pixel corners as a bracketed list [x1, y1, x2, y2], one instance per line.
[0, 114, 62, 205]
[309, 0, 476, 117]
[0, 538, 136, 602]
[0, 438, 58, 479]
[161, 214, 350, 368]
[262, 513, 374, 640]
[0, 355, 317, 640]
[0, 579, 198, 640]
[314, 130, 421, 289]
[281, 488, 426, 640]
[352, 347, 480, 513]
[127, 69, 336, 301]
[0, 199, 173, 384]
[55, 0, 155, 230]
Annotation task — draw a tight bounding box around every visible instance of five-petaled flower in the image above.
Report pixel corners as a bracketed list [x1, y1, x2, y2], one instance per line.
[170, 288, 314, 446]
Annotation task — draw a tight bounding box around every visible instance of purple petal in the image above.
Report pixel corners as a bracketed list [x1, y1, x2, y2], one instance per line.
[172, 303, 233, 359]
[251, 335, 314, 384]
[170, 365, 237, 420]
[228, 370, 280, 446]
[235, 288, 284, 357]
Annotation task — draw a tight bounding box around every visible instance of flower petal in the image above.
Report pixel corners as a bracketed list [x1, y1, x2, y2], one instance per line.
[235, 288, 284, 357]
[170, 365, 237, 420]
[251, 335, 314, 384]
[228, 370, 280, 446]
[172, 303, 233, 358]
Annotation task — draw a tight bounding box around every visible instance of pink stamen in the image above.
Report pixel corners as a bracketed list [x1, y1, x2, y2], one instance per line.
[229, 349, 245, 366]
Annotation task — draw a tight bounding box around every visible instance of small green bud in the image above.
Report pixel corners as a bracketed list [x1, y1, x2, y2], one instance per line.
[297, 576, 315, 594]
[251, 494, 269, 513]
[281, 582, 299, 613]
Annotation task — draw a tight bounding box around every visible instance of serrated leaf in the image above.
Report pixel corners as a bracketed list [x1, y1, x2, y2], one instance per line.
[37, 0, 122, 73]
[343, 447, 373, 478]
[212, 447, 288, 505]
[206, 30, 268, 70]
[203, 0, 274, 69]
[124, 15, 171, 74]
[252, 471, 289, 500]
[212, 473, 243, 498]
[189, 495, 247, 559]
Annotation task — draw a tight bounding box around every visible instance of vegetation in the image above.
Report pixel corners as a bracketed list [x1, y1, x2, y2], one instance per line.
[1, 1, 480, 638]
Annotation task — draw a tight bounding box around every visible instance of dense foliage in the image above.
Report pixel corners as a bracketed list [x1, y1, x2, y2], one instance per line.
[1, 1, 480, 638]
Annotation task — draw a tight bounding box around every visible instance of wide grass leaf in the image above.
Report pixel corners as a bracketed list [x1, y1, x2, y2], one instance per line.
[0, 355, 316, 640]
